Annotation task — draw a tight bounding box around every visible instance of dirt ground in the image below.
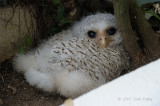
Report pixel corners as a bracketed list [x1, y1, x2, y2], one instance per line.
[0, 59, 66, 106]
[0, 52, 160, 106]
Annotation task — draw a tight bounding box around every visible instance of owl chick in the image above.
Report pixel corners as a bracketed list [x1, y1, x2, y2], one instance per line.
[13, 13, 129, 98]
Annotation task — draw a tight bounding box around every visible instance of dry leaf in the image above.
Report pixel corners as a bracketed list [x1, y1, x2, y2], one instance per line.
[8, 85, 17, 95]
[70, 8, 77, 17]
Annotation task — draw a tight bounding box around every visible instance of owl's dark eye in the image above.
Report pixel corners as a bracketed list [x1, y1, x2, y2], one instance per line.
[107, 27, 117, 35]
[87, 31, 96, 38]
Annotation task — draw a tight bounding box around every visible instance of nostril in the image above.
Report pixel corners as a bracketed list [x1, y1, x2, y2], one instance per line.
[100, 38, 102, 40]
[105, 37, 107, 40]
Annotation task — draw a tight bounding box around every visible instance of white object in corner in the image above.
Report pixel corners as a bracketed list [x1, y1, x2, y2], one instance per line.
[63, 59, 160, 106]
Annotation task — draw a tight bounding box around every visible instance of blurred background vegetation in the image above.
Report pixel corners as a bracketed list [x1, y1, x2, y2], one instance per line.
[0, 0, 160, 62]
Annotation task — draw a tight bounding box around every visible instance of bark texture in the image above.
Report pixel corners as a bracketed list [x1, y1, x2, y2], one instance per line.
[113, 0, 160, 61]
[129, 0, 159, 53]
[113, 0, 143, 60]
[0, 6, 38, 63]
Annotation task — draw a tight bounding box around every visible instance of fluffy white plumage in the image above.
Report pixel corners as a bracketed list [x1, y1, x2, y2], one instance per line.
[13, 13, 129, 98]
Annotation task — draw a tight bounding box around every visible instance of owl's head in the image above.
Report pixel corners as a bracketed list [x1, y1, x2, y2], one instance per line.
[72, 13, 122, 48]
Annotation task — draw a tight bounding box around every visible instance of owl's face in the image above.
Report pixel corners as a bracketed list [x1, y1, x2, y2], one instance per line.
[72, 13, 122, 48]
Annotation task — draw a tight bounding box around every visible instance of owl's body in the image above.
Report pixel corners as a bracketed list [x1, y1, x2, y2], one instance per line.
[13, 13, 129, 98]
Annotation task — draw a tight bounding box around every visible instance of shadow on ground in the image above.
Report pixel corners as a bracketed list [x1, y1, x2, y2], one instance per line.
[0, 59, 66, 106]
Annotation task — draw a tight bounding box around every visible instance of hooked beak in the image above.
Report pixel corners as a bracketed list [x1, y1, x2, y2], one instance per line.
[97, 34, 113, 48]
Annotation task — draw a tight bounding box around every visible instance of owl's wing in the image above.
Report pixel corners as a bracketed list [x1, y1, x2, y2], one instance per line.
[31, 30, 99, 73]
[37, 35, 102, 73]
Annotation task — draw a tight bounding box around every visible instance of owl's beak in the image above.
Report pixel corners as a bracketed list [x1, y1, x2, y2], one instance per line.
[97, 34, 112, 48]
[100, 38, 108, 48]
[100, 38, 112, 48]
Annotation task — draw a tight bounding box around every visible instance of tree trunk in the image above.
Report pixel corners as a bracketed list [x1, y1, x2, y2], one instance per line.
[0, 5, 38, 63]
[129, 0, 160, 54]
[113, 0, 143, 61]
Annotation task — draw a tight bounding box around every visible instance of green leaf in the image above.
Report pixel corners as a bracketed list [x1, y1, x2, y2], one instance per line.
[60, 18, 72, 24]
[136, 0, 160, 5]
[144, 10, 160, 20]
[49, 27, 59, 34]
[25, 36, 32, 46]
[18, 44, 25, 54]
[57, 4, 65, 20]
[51, 27, 58, 32]
[136, 1, 141, 7]
[53, 0, 60, 5]
[3, 0, 7, 6]
[145, 13, 153, 20]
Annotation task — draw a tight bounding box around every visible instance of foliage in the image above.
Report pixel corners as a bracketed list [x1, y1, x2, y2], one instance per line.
[137, 1, 160, 32]
[25, 36, 32, 46]
[57, 4, 65, 20]
[13, 0, 73, 53]
[55, 0, 72, 23]
[3, 0, 7, 6]
[144, 10, 160, 20]
[49, 0, 72, 35]
[18, 36, 32, 54]
[136, 0, 160, 5]
[53, 0, 60, 5]
[18, 44, 25, 54]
